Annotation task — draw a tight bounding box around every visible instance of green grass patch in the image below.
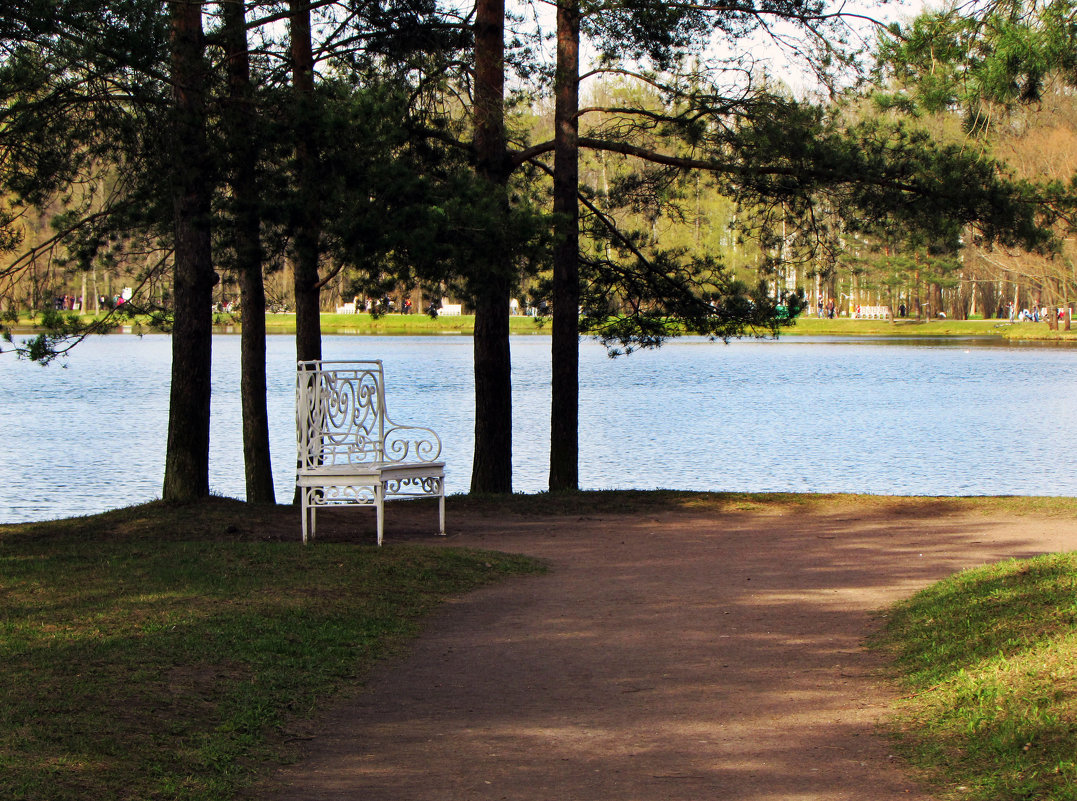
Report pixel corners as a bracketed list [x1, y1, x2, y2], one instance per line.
[8, 310, 1077, 343]
[788, 315, 1000, 337]
[873, 553, 1077, 800]
[786, 315, 1077, 341]
[2, 311, 549, 338]
[265, 312, 547, 336]
[247, 313, 1077, 342]
[0, 499, 543, 801]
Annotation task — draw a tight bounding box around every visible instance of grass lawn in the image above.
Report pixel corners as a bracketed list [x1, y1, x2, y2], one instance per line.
[1, 311, 549, 338]
[8, 310, 1077, 342]
[262, 311, 550, 336]
[786, 315, 1077, 341]
[0, 498, 542, 801]
[873, 553, 1077, 800]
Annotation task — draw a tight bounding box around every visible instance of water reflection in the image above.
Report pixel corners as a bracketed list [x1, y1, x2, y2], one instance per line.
[2, 333, 1076, 523]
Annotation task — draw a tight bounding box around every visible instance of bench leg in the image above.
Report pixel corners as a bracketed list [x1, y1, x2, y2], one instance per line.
[375, 483, 385, 546]
[301, 488, 316, 545]
[438, 488, 445, 536]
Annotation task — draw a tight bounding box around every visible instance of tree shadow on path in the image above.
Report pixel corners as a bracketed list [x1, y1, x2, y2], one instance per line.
[257, 496, 1077, 801]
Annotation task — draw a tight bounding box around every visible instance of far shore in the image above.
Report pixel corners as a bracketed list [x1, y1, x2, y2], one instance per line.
[7, 310, 1077, 342]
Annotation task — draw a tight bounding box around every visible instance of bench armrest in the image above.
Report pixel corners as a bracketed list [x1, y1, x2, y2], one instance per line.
[383, 423, 442, 463]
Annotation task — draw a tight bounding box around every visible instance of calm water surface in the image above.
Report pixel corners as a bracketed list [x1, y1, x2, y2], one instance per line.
[2, 333, 1077, 523]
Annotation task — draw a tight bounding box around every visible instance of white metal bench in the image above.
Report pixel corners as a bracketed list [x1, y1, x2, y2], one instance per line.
[296, 360, 445, 545]
[854, 304, 892, 320]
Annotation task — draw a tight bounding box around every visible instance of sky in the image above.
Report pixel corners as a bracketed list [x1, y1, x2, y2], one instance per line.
[512, 0, 931, 99]
[739, 0, 931, 96]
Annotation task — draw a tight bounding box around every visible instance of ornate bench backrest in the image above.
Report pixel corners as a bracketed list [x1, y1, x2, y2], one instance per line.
[297, 360, 442, 469]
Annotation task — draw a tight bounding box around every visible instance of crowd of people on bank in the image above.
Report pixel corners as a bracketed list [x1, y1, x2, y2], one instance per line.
[1005, 302, 1073, 324]
[815, 298, 838, 318]
[808, 296, 1073, 324]
[53, 294, 130, 311]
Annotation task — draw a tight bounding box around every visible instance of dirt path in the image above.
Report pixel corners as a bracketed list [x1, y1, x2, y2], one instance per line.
[260, 498, 1077, 801]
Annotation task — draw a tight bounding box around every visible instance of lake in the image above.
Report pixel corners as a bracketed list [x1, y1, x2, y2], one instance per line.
[3, 333, 1077, 523]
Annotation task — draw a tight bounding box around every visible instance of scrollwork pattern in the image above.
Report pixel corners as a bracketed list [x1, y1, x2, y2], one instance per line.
[304, 484, 378, 506]
[385, 476, 443, 497]
[383, 425, 442, 463]
[300, 362, 441, 467]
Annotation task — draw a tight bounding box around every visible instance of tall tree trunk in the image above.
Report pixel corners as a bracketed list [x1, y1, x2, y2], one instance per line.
[470, 276, 512, 493]
[469, 0, 512, 494]
[549, 0, 580, 492]
[224, 0, 275, 504]
[290, 0, 321, 364]
[163, 0, 216, 502]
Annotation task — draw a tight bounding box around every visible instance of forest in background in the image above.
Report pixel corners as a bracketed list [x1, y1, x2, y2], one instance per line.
[4, 3, 1076, 323]
[7, 77, 1077, 323]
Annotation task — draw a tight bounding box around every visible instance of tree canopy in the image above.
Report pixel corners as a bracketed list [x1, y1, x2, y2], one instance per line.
[2, 0, 1074, 499]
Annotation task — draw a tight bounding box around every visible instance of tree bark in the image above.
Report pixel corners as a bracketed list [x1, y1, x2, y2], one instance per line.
[223, 0, 275, 504]
[470, 275, 513, 493]
[549, 0, 580, 492]
[163, 0, 216, 502]
[469, 0, 512, 494]
[290, 0, 322, 364]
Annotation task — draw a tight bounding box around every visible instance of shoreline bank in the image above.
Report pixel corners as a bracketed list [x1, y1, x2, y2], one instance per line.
[6, 311, 1077, 342]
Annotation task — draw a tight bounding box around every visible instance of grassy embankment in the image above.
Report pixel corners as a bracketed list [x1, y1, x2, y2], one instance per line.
[7, 310, 1077, 341]
[0, 498, 542, 801]
[874, 553, 1077, 801]
[298, 313, 1077, 341]
[264, 311, 549, 336]
[1, 311, 547, 337]
[788, 315, 1077, 341]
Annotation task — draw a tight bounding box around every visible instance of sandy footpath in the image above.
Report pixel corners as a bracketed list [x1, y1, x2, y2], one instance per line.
[258, 498, 1077, 801]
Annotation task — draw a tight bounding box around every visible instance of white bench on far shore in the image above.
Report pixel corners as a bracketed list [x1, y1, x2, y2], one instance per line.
[854, 305, 892, 320]
[296, 360, 445, 545]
